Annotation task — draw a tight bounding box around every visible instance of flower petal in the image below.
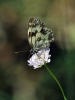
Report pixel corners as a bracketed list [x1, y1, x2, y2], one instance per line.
[27, 48, 51, 69]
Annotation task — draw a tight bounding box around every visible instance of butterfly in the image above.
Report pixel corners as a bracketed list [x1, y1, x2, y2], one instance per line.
[28, 17, 54, 54]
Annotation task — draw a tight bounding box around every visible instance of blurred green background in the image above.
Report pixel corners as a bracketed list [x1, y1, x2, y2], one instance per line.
[0, 0, 75, 100]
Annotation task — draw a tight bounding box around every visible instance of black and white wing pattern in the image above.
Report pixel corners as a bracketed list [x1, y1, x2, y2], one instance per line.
[28, 17, 54, 53]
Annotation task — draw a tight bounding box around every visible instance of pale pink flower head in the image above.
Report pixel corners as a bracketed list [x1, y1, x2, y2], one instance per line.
[27, 48, 51, 69]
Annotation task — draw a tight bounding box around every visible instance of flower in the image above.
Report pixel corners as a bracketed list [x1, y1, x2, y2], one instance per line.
[27, 48, 51, 69]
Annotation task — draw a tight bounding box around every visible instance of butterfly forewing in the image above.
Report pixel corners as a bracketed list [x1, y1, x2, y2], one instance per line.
[28, 17, 54, 53]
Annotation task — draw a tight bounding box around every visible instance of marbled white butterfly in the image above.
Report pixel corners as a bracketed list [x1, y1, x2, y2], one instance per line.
[28, 17, 54, 53]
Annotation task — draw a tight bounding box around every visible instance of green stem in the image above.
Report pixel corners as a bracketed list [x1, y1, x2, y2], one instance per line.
[44, 63, 67, 100]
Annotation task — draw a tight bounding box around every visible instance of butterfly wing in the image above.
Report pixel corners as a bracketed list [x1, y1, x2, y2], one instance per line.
[28, 17, 54, 52]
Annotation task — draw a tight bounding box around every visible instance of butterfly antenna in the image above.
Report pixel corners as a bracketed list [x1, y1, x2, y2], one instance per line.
[15, 50, 29, 53]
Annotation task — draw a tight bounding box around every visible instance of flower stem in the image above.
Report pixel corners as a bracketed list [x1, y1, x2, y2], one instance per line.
[44, 63, 67, 100]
